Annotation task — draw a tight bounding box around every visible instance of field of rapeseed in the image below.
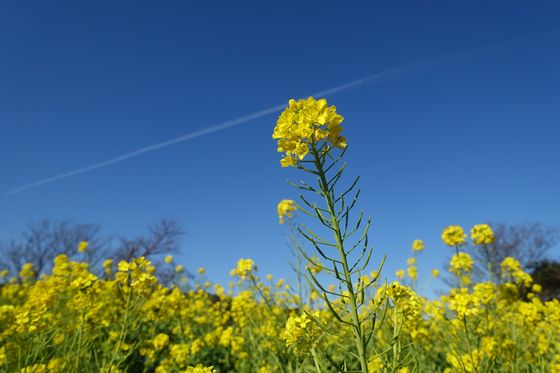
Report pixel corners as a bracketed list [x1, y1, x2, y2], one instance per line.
[1, 98, 559, 372]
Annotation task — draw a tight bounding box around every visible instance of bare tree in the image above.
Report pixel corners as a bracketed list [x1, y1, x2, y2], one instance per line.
[0, 218, 185, 279]
[0, 220, 107, 276]
[472, 222, 559, 281]
[440, 222, 559, 288]
[111, 219, 184, 262]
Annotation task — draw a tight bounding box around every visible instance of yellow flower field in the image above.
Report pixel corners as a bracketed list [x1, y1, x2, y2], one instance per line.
[1, 98, 558, 372]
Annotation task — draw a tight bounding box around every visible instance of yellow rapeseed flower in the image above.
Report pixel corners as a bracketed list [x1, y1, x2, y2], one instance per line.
[412, 239, 424, 252]
[470, 224, 495, 245]
[103, 259, 113, 276]
[185, 365, 215, 373]
[19, 263, 36, 281]
[282, 311, 322, 353]
[500, 257, 533, 287]
[277, 199, 296, 224]
[407, 266, 418, 280]
[164, 255, 173, 264]
[272, 97, 346, 167]
[450, 252, 474, 275]
[77, 241, 88, 253]
[442, 225, 467, 247]
[368, 357, 385, 371]
[376, 282, 420, 320]
[152, 333, 169, 351]
[117, 261, 130, 272]
[230, 258, 255, 279]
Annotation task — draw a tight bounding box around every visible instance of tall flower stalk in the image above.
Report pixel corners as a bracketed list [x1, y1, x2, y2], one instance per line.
[274, 97, 385, 372]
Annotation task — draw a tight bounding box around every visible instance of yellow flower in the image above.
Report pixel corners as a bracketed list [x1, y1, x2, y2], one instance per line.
[19, 263, 36, 281]
[481, 336, 498, 358]
[442, 225, 467, 246]
[77, 241, 88, 253]
[431, 269, 440, 278]
[448, 288, 479, 318]
[376, 282, 420, 320]
[395, 269, 405, 279]
[185, 365, 215, 373]
[500, 257, 533, 287]
[230, 258, 255, 279]
[277, 199, 296, 224]
[273, 97, 346, 167]
[20, 364, 47, 373]
[176, 265, 184, 273]
[152, 333, 169, 351]
[450, 252, 474, 274]
[164, 255, 173, 264]
[47, 358, 64, 371]
[53, 334, 65, 345]
[282, 311, 322, 353]
[407, 266, 418, 280]
[197, 267, 205, 275]
[117, 260, 130, 272]
[412, 239, 424, 252]
[103, 259, 113, 275]
[368, 356, 385, 371]
[470, 224, 495, 245]
[447, 350, 482, 373]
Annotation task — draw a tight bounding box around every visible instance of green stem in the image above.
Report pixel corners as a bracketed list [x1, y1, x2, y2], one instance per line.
[311, 347, 323, 373]
[108, 287, 132, 372]
[391, 306, 401, 373]
[74, 311, 85, 372]
[311, 145, 369, 373]
[463, 316, 477, 373]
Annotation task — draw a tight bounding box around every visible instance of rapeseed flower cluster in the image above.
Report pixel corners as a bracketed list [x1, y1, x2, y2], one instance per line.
[442, 225, 467, 247]
[377, 282, 420, 320]
[470, 223, 495, 245]
[0, 227, 558, 373]
[501, 256, 533, 287]
[272, 97, 346, 167]
[230, 258, 255, 279]
[449, 252, 474, 275]
[276, 199, 296, 224]
[411, 239, 424, 252]
[77, 240, 89, 253]
[282, 311, 322, 353]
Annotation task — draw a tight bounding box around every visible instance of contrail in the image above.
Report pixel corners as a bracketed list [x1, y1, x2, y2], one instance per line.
[3, 31, 557, 196]
[1, 61, 433, 197]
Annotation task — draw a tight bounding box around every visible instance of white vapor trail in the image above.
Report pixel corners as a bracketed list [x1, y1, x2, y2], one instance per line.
[2, 60, 433, 197]
[3, 31, 556, 196]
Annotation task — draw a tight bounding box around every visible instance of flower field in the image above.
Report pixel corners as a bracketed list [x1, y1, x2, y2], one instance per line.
[1, 98, 559, 372]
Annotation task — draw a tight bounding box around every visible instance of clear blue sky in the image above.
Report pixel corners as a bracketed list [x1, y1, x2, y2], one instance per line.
[1, 1, 559, 293]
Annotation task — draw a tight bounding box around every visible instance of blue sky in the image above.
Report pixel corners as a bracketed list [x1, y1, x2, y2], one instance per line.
[1, 1, 559, 293]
